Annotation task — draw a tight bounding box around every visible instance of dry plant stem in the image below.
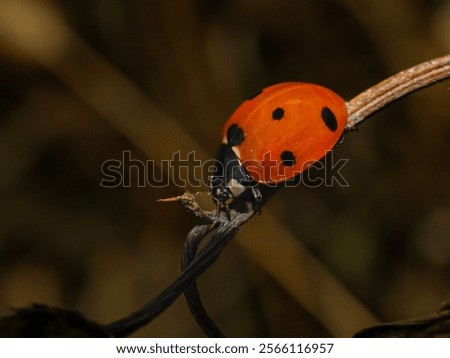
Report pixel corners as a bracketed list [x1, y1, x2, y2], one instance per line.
[179, 197, 260, 338]
[182, 224, 225, 337]
[157, 192, 218, 221]
[346, 54, 450, 128]
[106, 201, 255, 337]
[354, 302, 450, 338]
[180, 188, 279, 337]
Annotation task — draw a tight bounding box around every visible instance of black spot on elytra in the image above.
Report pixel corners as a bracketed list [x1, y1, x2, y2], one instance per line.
[280, 151, 296, 167]
[272, 107, 284, 120]
[226, 124, 244, 146]
[321, 107, 338, 132]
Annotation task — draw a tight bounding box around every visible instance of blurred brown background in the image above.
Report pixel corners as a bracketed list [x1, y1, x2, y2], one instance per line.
[0, 0, 449, 337]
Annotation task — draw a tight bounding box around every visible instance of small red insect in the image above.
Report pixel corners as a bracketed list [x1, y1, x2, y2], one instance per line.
[210, 82, 348, 211]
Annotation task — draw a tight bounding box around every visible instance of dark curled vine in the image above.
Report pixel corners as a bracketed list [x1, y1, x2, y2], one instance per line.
[107, 192, 258, 337]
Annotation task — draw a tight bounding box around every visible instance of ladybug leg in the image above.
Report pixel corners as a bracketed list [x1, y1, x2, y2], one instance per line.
[335, 125, 358, 148]
[344, 125, 359, 132]
[334, 125, 359, 148]
[250, 186, 262, 214]
[222, 204, 231, 220]
[211, 185, 233, 220]
[335, 132, 345, 147]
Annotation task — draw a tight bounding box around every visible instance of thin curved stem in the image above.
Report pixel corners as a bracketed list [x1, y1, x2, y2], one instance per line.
[180, 186, 281, 337]
[346, 54, 450, 128]
[182, 225, 225, 337]
[106, 204, 255, 337]
[105, 223, 213, 337]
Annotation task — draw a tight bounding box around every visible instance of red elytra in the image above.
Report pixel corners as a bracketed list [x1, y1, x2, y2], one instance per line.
[221, 82, 347, 183]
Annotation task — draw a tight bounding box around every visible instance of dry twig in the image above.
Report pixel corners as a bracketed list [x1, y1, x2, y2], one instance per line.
[354, 302, 450, 338]
[346, 54, 450, 127]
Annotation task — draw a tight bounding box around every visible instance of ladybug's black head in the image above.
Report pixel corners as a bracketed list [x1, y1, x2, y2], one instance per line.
[210, 143, 282, 217]
[210, 143, 260, 210]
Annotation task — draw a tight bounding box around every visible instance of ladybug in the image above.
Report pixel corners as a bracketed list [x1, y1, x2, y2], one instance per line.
[210, 82, 347, 213]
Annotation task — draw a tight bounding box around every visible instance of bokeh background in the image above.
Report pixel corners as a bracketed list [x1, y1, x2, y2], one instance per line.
[0, 0, 449, 337]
